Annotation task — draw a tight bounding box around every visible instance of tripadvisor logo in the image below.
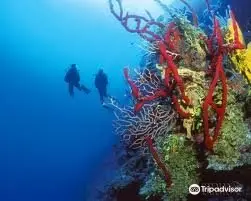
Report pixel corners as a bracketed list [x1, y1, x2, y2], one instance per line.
[189, 183, 243, 195]
[189, 184, 200, 195]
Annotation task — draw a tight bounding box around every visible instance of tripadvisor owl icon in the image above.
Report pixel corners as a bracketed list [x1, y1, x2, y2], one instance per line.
[189, 184, 201, 195]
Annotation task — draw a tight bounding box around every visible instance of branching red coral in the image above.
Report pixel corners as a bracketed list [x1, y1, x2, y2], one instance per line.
[171, 95, 190, 119]
[158, 40, 190, 106]
[158, 24, 191, 118]
[145, 136, 172, 188]
[164, 22, 181, 51]
[123, 21, 191, 118]
[110, 0, 192, 118]
[123, 67, 167, 112]
[202, 7, 245, 150]
[109, 0, 164, 42]
[123, 68, 140, 99]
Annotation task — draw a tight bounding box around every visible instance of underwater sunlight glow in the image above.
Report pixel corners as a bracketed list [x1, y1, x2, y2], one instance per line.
[57, 0, 175, 17]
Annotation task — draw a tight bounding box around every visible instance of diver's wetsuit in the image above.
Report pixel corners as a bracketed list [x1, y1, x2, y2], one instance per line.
[64, 64, 90, 96]
[95, 70, 108, 104]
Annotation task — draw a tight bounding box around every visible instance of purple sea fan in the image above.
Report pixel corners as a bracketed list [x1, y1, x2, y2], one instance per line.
[132, 68, 164, 97]
[107, 98, 177, 152]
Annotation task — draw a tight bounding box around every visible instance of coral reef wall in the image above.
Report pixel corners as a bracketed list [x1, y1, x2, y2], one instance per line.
[95, 0, 251, 200]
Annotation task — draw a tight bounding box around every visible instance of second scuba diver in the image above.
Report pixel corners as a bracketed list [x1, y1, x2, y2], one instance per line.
[94, 69, 109, 104]
[64, 64, 91, 97]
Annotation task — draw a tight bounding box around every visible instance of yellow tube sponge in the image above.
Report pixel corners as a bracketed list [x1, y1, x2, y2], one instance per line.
[225, 17, 251, 82]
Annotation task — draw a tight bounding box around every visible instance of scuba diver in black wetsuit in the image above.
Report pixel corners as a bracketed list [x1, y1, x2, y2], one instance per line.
[94, 69, 109, 104]
[64, 64, 91, 97]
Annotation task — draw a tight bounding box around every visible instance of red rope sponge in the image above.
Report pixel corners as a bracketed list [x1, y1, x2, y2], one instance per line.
[145, 136, 172, 188]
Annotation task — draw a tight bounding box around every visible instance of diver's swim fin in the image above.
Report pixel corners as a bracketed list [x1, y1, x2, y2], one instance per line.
[81, 85, 91, 94]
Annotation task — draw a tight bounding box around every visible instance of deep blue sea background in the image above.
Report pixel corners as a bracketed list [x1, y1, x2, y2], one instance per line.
[1, 0, 249, 201]
[1, 1, 143, 200]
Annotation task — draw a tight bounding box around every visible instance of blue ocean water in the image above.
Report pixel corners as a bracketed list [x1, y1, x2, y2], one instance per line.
[1, 1, 141, 200]
[1, 0, 250, 201]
